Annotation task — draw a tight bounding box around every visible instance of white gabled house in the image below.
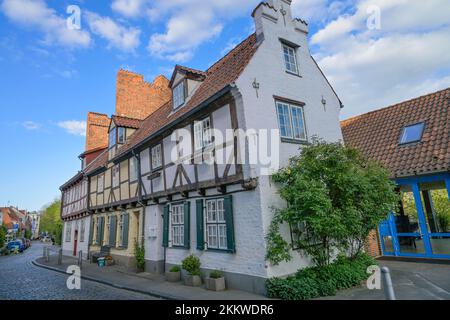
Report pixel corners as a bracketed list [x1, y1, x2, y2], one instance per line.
[61, 0, 344, 295]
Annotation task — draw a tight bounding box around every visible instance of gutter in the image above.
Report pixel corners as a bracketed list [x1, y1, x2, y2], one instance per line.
[113, 85, 232, 164]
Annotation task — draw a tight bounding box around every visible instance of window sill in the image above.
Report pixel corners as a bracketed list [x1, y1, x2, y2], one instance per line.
[285, 70, 302, 78]
[204, 248, 235, 254]
[280, 138, 309, 145]
[169, 245, 190, 250]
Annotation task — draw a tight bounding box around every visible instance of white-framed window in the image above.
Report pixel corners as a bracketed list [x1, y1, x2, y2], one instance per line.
[282, 44, 298, 74]
[171, 204, 185, 247]
[194, 117, 213, 151]
[205, 198, 227, 250]
[276, 101, 307, 141]
[112, 164, 120, 188]
[130, 157, 138, 182]
[106, 215, 111, 242]
[97, 174, 104, 193]
[151, 144, 162, 170]
[65, 222, 72, 242]
[118, 127, 126, 144]
[173, 81, 185, 109]
[80, 219, 85, 242]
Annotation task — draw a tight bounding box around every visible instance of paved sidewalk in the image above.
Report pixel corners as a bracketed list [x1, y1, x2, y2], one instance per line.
[318, 259, 450, 300]
[33, 254, 268, 300]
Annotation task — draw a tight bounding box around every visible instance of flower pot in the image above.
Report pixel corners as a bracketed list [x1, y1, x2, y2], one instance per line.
[206, 277, 226, 291]
[184, 274, 202, 287]
[105, 259, 115, 267]
[166, 271, 181, 282]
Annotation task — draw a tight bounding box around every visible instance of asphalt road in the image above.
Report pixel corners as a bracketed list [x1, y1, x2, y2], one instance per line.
[0, 241, 157, 300]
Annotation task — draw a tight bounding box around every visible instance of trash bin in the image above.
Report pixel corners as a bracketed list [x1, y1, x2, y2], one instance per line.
[98, 257, 106, 268]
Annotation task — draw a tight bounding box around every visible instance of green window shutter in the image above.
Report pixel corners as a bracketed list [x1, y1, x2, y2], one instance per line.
[196, 200, 204, 250]
[184, 202, 190, 249]
[162, 205, 170, 248]
[109, 216, 117, 247]
[122, 214, 129, 248]
[89, 218, 94, 245]
[224, 195, 236, 253]
[99, 217, 105, 246]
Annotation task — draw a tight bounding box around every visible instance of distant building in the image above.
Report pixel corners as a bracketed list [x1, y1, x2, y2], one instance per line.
[29, 212, 41, 239]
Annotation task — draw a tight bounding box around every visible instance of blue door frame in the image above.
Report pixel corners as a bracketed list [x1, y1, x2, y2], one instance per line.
[379, 173, 450, 260]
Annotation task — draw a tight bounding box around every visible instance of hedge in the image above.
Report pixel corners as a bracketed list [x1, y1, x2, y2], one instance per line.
[266, 253, 376, 300]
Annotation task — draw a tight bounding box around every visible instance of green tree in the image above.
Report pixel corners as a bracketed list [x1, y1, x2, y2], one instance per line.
[267, 139, 399, 267]
[0, 225, 7, 248]
[39, 199, 62, 245]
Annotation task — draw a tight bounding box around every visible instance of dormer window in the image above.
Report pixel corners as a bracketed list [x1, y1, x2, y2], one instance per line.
[173, 81, 186, 109]
[399, 122, 425, 145]
[109, 128, 117, 148]
[118, 127, 126, 144]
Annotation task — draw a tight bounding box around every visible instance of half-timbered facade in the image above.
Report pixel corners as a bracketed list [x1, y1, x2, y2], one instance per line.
[60, 172, 91, 259]
[84, 0, 344, 294]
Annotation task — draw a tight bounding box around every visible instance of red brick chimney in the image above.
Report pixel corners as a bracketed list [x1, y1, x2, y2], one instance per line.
[116, 69, 171, 120]
[85, 112, 110, 152]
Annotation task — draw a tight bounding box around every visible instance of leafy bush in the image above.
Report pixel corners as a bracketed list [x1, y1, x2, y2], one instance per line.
[182, 254, 201, 276]
[266, 253, 376, 300]
[134, 240, 145, 271]
[209, 270, 224, 279]
[0, 225, 6, 249]
[169, 265, 181, 273]
[268, 139, 398, 266]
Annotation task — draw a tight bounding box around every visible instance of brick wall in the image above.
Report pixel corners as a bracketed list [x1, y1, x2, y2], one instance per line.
[85, 112, 110, 152]
[116, 69, 171, 120]
[365, 229, 382, 258]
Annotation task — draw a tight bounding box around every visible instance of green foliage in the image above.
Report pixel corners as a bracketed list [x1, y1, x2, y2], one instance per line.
[268, 139, 399, 266]
[39, 199, 62, 244]
[266, 253, 376, 300]
[209, 270, 224, 279]
[24, 229, 32, 240]
[182, 254, 201, 276]
[134, 240, 145, 271]
[0, 225, 7, 249]
[169, 265, 181, 273]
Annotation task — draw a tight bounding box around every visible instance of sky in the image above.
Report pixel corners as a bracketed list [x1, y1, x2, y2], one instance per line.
[0, 0, 449, 211]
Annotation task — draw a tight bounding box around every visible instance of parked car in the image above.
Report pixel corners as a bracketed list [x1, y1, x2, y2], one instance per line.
[41, 236, 52, 243]
[20, 238, 30, 250]
[7, 240, 25, 253]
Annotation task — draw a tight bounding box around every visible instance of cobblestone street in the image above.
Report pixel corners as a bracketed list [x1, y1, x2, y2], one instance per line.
[0, 242, 157, 300]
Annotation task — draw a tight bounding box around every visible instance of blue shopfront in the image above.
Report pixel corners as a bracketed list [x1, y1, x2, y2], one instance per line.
[379, 173, 450, 259]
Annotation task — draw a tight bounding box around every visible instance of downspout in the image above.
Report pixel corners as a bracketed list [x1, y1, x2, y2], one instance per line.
[86, 176, 92, 260]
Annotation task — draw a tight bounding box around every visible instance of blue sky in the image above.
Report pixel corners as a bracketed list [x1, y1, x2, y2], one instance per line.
[0, 0, 449, 211]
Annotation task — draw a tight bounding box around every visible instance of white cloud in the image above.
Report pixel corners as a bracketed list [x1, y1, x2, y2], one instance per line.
[58, 121, 86, 136]
[146, 0, 258, 62]
[111, 0, 147, 18]
[22, 121, 41, 130]
[0, 0, 91, 48]
[310, 0, 450, 118]
[85, 12, 141, 52]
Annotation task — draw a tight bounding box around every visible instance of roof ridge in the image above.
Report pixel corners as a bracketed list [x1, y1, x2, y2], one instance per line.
[341, 86, 450, 125]
[207, 33, 257, 73]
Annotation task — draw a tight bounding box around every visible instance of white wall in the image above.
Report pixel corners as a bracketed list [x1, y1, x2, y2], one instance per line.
[62, 216, 91, 260]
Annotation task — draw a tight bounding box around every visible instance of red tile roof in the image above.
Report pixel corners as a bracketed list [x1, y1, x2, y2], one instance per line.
[341, 88, 450, 178]
[111, 115, 141, 129]
[86, 33, 259, 175]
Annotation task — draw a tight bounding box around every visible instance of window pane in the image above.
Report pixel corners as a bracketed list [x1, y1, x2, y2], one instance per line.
[277, 102, 292, 138]
[151, 144, 162, 169]
[283, 45, 298, 73]
[400, 122, 425, 144]
[218, 225, 227, 249]
[109, 129, 116, 147]
[208, 225, 218, 248]
[291, 106, 306, 140]
[173, 82, 185, 109]
[118, 127, 125, 144]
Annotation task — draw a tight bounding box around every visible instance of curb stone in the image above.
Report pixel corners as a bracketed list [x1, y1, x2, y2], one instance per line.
[32, 259, 183, 300]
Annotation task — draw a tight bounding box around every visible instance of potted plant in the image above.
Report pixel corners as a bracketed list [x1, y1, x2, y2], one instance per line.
[105, 256, 115, 266]
[182, 255, 202, 287]
[166, 265, 181, 282]
[206, 270, 226, 291]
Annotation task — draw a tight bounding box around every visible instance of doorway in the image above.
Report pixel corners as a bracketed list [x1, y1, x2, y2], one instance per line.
[73, 230, 78, 256]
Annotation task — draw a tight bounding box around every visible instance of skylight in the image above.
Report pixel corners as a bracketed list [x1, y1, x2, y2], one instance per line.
[399, 122, 425, 145]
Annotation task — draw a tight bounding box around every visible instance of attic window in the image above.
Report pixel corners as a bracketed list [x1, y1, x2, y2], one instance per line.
[399, 122, 425, 145]
[173, 81, 186, 109]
